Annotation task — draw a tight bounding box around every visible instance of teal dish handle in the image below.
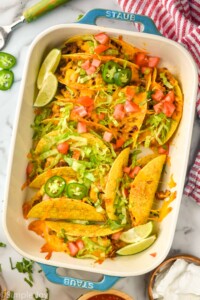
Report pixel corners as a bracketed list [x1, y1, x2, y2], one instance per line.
[77, 8, 162, 36]
[38, 263, 121, 290]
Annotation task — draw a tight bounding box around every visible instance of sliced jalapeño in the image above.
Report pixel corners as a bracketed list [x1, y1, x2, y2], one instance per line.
[114, 68, 132, 87]
[44, 175, 66, 198]
[0, 52, 16, 69]
[65, 182, 88, 200]
[0, 70, 14, 91]
[102, 61, 120, 84]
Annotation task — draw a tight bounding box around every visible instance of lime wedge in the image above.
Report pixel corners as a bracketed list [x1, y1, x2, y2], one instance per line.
[116, 235, 156, 256]
[37, 48, 61, 89]
[120, 221, 154, 243]
[34, 72, 58, 107]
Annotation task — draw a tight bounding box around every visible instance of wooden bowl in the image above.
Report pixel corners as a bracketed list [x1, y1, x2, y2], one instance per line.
[148, 254, 200, 300]
[78, 289, 133, 300]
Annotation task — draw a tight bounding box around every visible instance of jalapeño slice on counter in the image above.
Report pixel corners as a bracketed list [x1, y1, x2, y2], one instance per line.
[65, 182, 88, 200]
[102, 61, 120, 84]
[0, 69, 14, 90]
[114, 68, 132, 87]
[0, 52, 16, 69]
[44, 176, 66, 198]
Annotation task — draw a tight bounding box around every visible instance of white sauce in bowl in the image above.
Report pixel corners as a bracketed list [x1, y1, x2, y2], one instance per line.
[152, 258, 200, 299]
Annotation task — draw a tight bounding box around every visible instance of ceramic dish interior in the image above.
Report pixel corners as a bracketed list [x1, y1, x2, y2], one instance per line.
[3, 21, 198, 277]
[148, 254, 200, 300]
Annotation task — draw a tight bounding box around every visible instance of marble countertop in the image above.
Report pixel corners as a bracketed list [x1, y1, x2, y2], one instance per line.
[0, 1, 200, 299]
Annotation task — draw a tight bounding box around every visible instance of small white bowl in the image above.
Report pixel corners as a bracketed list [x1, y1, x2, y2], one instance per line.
[148, 254, 200, 300]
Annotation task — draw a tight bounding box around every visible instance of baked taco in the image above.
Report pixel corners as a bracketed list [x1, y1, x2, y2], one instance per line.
[27, 130, 114, 182]
[138, 68, 183, 146]
[27, 198, 106, 222]
[104, 147, 130, 220]
[128, 154, 166, 226]
[57, 53, 140, 90]
[28, 219, 123, 261]
[45, 221, 122, 237]
[61, 33, 146, 61]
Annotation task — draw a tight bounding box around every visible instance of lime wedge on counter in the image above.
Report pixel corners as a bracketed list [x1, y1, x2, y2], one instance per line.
[34, 72, 58, 107]
[37, 48, 61, 89]
[116, 235, 156, 256]
[120, 221, 154, 243]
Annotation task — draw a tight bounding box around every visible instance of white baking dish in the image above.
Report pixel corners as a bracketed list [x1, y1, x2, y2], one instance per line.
[3, 8, 198, 289]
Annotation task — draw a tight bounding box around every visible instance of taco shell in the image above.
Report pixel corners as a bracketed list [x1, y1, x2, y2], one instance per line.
[29, 167, 76, 188]
[129, 154, 166, 226]
[35, 130, 59, 154]
[63, 34, 145, 61]
[104, 147, 130, 220]
[27, 198, 106, 222]
[46, 221, 122, 237]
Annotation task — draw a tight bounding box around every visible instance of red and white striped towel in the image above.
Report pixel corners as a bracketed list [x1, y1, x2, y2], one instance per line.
[116, 0, 200, 202]
[184, 152, 200, 203]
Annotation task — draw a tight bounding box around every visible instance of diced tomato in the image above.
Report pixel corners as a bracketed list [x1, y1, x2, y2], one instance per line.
[26, 162, 34, 176]
[123, 188, 129, 198]
[111, 231, 122, 240]
[126, 86, 136, 100]
[73, 105, 87, 117]
[123, 166, 131, 174]
[97, 112, 105, 120]
[77, 96, 93, 107]
[158, 144, 169, 155]
[94, 32, 110, 44]
[147, 56, 160, 67]
[86, 65, 96, 75]
[86, 105, 94, 117]
[103, 131, 113, 142]
[135, 53, 160, 68]
[72, 150, 81, 160]
[94, 44, 109, 54]
[163, 90, 175, 103]
[124, 100, 140, 113]
[129, 166, 141, 178]
[162, 101, 176, 117]
[91, 58, 101, 67]
[57, 141, 69, 154]
[77, 122, 87, 133]
[115, 137, 125, 149]
[42, 193, 50, 201]
[68, 242, 79, 256]
[75, 239, 84, 250]
[152, 89, 165, 102]
[153, 102, 163, 114]
[34, 108, 42, 115]
[141, 67, 152, 75]
[135, 52, 149, 67]
[81, 60, 90, 70]
[113, 104, 125, 120]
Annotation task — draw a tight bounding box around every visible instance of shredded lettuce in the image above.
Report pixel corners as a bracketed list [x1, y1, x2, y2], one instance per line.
[57, 228, 68, 242]
[39, 149, 59, 160]
[130, 149, 142, 167]
[75, 236, 111, 259]
[145, 113, 172, 145]
[160, 73, 173, 89]
[106, 220, 124, 230]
